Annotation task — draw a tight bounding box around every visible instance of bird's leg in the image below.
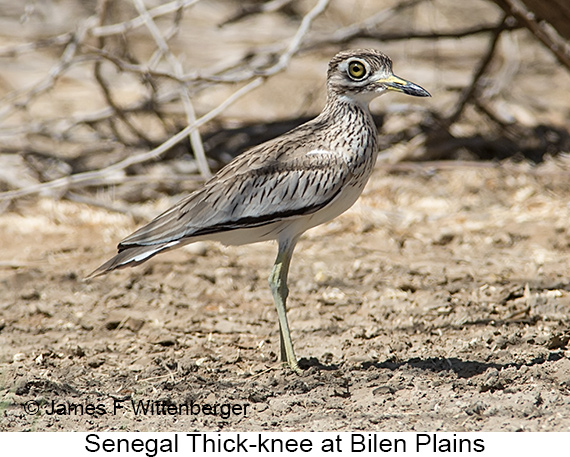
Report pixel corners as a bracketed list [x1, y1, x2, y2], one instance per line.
[269, 239, 301, 373]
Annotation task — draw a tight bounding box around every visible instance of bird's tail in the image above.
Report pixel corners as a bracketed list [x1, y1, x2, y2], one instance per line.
[85, 241, 179, 279]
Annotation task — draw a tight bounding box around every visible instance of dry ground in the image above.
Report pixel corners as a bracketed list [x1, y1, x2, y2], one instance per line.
[2, 161, 570, 431]
[1, 0, 570, 434]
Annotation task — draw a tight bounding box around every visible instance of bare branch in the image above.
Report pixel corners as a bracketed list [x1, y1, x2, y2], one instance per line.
[257, 0, 330, 77]
[132, 0, 210, 177]
[221, 0, 294, 27]
[303, 0, 428, 49]
[0, 33, 73, 58]
[497, 0, 570, 71]
[0, 78, 263, 201]
[90, 0, 201, 37]
[0, 16, 97, 122]
[446, 14, 509, 125]
[306, 21, 521, 48]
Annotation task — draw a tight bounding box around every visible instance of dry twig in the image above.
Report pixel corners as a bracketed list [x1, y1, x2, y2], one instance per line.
[0, 0, 568, 207]
[0, 78, 264, 201]
[446, 14, 509, 125]
[494, 0, 570, 70]
[0, 0, 332, 201]
[132, 0, 210, 177]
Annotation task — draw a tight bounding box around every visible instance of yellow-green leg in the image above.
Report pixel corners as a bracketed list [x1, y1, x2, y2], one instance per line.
[269, 239, 301, 374]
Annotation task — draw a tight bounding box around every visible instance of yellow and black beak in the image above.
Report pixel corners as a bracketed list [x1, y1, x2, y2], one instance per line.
[378, 74, 431, 97]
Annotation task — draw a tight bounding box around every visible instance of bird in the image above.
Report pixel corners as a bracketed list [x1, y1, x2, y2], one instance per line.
[88, 49, 430, 373]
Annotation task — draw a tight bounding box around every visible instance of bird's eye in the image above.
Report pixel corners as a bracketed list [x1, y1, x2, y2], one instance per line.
[347, 60, 367, 80]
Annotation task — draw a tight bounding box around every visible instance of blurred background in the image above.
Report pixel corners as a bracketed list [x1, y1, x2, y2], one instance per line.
[0, 0, 569, 212]
[3, 2, 570, 432]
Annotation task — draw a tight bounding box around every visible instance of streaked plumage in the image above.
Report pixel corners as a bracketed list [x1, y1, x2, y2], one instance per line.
[89, 49, 430, 372]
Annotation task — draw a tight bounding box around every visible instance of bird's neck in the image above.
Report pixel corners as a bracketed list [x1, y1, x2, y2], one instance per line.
[320, 93, 376, 129]
[315, 92, 379, 168]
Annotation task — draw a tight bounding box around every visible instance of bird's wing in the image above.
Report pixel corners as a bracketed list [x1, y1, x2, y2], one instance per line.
[85, 124, 356, 278]
[119, 146, 351, 249]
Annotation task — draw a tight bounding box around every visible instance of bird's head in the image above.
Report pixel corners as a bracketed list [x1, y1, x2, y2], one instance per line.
[327, 49, 430, 104]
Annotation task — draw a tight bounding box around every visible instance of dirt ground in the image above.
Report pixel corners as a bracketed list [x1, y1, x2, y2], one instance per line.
[2, 160, 570, 432]
[1, 0, 570, 434]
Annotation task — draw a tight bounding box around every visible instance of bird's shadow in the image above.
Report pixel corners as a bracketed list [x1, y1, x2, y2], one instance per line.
[299, 357, 341, 371]
[298, 351, 565, 378]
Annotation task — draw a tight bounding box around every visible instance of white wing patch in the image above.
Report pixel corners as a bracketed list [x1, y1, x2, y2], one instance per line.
[130, 240, 180, 264]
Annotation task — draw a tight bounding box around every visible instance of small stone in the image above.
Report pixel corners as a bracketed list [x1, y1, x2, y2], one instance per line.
[13, 353, 25, 363]
[372, 385, 396, 395]
[125, 317, 144, 332]
[87, 356, 105, 368]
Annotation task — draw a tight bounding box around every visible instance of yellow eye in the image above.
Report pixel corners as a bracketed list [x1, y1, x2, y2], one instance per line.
[348, 60, 366, 80]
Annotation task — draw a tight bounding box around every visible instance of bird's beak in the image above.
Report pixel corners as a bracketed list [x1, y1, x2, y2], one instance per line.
[378, 74, 431, 97]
